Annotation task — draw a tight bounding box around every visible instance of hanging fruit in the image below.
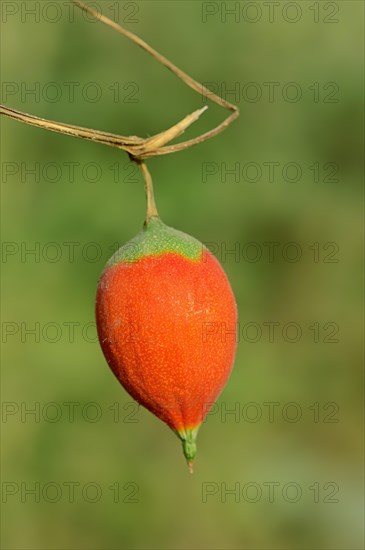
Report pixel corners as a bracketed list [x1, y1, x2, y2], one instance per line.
[96, 174, 238, 471]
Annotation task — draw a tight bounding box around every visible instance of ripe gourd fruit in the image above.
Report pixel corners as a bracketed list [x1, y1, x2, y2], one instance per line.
[96, 179, 237, 472]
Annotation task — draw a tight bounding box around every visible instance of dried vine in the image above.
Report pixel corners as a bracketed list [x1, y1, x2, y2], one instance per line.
[0, 0, 239, 195]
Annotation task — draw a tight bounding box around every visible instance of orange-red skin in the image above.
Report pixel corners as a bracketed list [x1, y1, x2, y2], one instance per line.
[96, 251, 237, 433]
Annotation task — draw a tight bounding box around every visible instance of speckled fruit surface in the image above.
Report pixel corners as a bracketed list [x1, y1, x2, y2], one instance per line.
[96, 216, 237, 466]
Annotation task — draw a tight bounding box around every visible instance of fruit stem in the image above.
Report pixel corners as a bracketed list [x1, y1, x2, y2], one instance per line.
[135, 159, 159, 221]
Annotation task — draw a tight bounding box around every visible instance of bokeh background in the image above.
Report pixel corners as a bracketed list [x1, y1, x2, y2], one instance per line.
[1, 1, 364, 548]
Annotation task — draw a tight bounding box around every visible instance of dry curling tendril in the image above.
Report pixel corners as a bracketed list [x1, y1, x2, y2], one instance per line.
[0, 0, 239, 187]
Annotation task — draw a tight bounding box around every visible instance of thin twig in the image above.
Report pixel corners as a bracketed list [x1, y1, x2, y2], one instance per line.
[71, 1, 238, 112]
[0, 104, 208, 157]
[0, 105, 143, 149]
[0, 1, 239, 159]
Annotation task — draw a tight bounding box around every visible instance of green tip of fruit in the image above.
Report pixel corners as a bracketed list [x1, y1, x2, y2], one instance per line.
[182, 436, 197, 460]
[178, 427, 199, 473]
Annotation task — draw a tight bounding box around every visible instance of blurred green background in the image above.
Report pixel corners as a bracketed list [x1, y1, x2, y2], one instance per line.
[1, 1, 363, 549]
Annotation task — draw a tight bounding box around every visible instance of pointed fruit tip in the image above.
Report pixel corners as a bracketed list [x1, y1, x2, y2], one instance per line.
[180, 428, 198, 464]
[187, 460, 194, 474]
